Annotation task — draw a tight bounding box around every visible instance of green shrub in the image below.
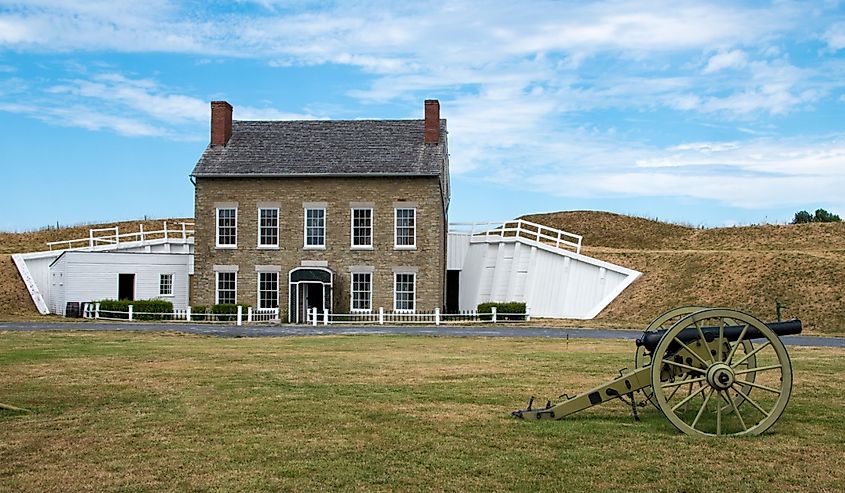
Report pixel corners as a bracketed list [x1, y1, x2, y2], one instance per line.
[477, 302, 527, 321]
[94, 299, 173, 320]
[792, 208, 841, 224]
[192, 305, 208, 321]
[211, 304, 251, 322]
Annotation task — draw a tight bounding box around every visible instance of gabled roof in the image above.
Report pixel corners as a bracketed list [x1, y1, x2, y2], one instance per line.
[191, 119, 447, 177]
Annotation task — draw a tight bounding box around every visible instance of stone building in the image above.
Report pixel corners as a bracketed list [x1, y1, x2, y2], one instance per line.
[190, 100, 450, 322]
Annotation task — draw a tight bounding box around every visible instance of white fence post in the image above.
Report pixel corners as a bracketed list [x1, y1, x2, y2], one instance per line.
[128, 304, 134, 321]
[323, 308, 329, 326]
[140, 224, 145, 243]
[237, 305, 243, 326]
[379, 307, 384, 325]
[526, 306, 531, 322]
[164, 221, 168, 240]
[95, 302, 100, 319]
[186, 306, 192, 322]
[312, 307, 318, 326]
[491, 306, 497, 323]
[435, 307, 440, 326]
[247, 306, 253, 323]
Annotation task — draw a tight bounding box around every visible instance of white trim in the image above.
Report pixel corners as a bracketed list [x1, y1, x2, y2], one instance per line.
[215, 271, 237, 305]
[257, 271, 280, 310]
[394, 207, 417, 250]
[159, 273, 174, 296]
[303, 207, 326, 249]
[350, 207, 374, 250]
[257, 206, 280, 249]
[350, 271, 373, 313]
[215, 207, 238, 249]
[393, 271, 416, 313]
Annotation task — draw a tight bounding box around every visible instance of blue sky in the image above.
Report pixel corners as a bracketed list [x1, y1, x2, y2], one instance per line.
[1, 1, 844, 231]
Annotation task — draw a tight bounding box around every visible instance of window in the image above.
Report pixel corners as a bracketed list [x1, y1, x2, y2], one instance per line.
[351, 272, 372, 312]
[159, 274, 173, 296]
[216, 208, 237, 247]
[394, 272, 416, 313]
[258, 208, 279, 248]
[394, 208, 416, 249]
[351, 208, 373, 249]
[258, 272, 279, 309]
[305, 208, 326, 248]
[216, 272, 236, 305]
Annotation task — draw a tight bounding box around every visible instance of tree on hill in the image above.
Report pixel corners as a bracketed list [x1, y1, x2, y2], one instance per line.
[792, 208, 841, 224]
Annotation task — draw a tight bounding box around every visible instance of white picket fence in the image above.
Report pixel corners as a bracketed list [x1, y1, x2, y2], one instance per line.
[305, 306, 530, 326]
[82, 303, 279, 326]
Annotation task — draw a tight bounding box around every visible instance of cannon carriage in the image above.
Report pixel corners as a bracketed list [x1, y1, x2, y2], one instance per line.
[513, 308, 802, 437]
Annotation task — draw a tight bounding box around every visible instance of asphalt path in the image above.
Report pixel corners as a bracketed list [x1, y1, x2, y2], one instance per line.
[1, 321, 843, 348]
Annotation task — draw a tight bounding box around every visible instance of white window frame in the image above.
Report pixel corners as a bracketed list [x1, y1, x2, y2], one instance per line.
[159, 273, 173, 297]
[394, 207, 416, 250]
[215, 271, 237, 305]
[257, 207, 280, 249]
[216, 207, 238, 249]
[350, 207, 374, 250]
[393, 272, 416, 313]
[304, 207, 326, 249]
[350, 271, 373, 313]
[257, 271, 279, 309]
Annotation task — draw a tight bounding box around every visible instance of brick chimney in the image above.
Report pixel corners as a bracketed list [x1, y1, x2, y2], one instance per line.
[424, 99, 440, 144]
[210, 101, 233, 146]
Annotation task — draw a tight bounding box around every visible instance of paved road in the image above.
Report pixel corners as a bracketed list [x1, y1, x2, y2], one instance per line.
[1, 321, 843, 348]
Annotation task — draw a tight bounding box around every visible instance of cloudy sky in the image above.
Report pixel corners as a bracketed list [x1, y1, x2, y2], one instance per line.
[1, 0, 844, 231]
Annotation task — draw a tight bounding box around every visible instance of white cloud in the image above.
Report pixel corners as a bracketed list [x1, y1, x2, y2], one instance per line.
[506, 135, 845, 210]
[703, 50, 747, 73]
[823, 22, 845, 50]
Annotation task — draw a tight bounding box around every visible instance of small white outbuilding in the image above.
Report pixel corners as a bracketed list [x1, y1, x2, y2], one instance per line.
[49, 251, 191, 315]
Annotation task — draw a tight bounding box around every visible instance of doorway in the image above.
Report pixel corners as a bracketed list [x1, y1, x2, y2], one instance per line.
[446, 270, 460, 313]
[118, 273, 135, 301]
[288, 267, 334, 323]
[299, 282, 325, 322]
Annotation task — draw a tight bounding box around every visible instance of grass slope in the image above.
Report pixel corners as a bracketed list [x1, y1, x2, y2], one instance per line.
[522, 211, 845, 334]
[0, 219, 191, 319]
[1, 332, 843, 492]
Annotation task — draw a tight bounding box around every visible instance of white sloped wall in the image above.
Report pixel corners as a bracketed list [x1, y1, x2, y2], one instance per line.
[450, 235, 640, 319]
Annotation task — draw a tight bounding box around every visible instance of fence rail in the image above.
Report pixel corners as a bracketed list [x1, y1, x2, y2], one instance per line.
[306, 306, 530, 326]
[82, 303, 279, 325]
[449, 219, 582, 254]
[47, 221, 195, 251]
[79, 304, 529, 326]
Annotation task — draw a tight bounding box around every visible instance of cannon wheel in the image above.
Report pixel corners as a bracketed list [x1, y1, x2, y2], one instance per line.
[651, 308, 793, 437]
[635, 307, 757, 409]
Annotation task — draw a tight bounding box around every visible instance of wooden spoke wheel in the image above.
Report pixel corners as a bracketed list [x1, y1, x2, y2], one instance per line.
[635, 306, 706, 370]
[651, 308, 793, 437]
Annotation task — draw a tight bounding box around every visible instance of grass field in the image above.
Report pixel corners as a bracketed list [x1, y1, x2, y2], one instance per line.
[1, 332, 843, 492]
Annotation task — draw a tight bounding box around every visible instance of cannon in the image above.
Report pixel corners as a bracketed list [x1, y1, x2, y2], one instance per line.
[512, 308, 801, 436]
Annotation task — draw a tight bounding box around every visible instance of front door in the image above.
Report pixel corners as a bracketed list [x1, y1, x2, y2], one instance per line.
[300, 283, 324, 322]
[118, 273, 135, 301]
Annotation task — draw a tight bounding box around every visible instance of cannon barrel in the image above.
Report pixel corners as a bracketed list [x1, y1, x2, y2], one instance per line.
[636, 319, 802, 353]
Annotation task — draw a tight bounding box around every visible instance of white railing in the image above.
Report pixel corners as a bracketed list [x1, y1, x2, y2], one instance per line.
[81, 303, 279, 325]
[449, 219, 582, 254]
[306, 306, 531, 326]
[47, 221, 195, 251]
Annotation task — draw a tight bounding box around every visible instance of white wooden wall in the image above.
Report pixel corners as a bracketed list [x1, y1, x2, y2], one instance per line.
[50, 252, 191, 315]
[450, 235, 640, 319]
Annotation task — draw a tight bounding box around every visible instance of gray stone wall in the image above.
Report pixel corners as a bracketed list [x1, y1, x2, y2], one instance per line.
[191, 176, 446, 319]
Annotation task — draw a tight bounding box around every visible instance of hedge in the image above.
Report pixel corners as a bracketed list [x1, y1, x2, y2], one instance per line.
[192, 305, 208, 321]
[95, 299, 174, 320]
[211, 303, 252, 322]
[477, 302, 527, 321]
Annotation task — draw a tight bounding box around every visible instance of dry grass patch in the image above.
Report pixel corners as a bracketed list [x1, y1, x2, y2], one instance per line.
[1, 332, 843, 492]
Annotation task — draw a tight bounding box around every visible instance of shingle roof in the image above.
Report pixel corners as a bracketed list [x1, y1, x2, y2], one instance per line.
[191, 119, 447, 177]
